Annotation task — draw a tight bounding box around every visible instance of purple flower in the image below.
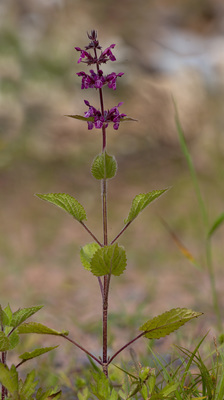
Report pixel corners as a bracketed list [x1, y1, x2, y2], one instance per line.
[105, 72, 124, 90]
[75, 47, 95, 65]
[77, 70, 124, 90]
[98, 44, 116, 64]
[84, 100, 126, 130]
[77, 70, 104, 89]
[75, 42, 116, 66]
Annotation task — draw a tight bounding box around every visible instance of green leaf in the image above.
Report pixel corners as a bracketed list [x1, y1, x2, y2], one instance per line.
[160, 382, 179, 396]
[208, 212, 224, 238]
[17, 322, 69, 336]
[46, 391, 62, 400]
[11, 305, 43, 328]
[4, 303, 13, 323]
[8, 330, 20, 350]
[80, 243, 101, 271]
[91, 371, 110, 400]
[124, 189, 168, 224]
[139, 308, 202, 339]
[90, 244, 127, 277]
[19, 346, 59, 361]
[0, 331, 10, 351]
[36, 388, 62, 400]
[0, 305, 9, 327]
[19, 370, 38, 399]
[0, 364, 18, 397]
[36, 193, 86, 222]
[91, 152, 117, 180]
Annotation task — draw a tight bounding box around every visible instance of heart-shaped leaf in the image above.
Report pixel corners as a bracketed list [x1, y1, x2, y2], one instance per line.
[90, 243, 127, 277]
[80, 243, 101, 271]
[91, 152, 117, 180]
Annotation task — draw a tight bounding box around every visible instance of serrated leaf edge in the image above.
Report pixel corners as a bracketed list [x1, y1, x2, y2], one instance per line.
[140, 308, 203, 338]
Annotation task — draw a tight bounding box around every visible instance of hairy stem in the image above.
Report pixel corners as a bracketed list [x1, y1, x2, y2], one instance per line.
[94, 46, 110, 377]
[102, 134, 109, 376]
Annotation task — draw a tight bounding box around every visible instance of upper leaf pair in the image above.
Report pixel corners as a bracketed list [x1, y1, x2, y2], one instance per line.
[36, 188, 168, 227]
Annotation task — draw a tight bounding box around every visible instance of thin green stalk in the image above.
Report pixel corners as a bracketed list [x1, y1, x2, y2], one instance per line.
[174, 99, 222, 332]
[206, 237, 222, 332]
[173, 99, 208, 228]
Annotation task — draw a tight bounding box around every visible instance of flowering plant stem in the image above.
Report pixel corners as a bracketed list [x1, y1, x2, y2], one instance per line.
[36, 31, 202, 380]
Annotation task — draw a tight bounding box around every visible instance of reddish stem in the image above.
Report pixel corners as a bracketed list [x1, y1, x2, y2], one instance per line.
[107, 331, 145, 365]
[61, 335, 103, 366]
[110, 221, 132, 245]
[80, 221, 103, 247]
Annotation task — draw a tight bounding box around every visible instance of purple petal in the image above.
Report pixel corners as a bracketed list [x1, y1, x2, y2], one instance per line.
[113, 122, 119, 130]
[87, 121, 94, 130]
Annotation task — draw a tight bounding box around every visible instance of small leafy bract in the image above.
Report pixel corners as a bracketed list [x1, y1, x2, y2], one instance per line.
[36, 193, 86, 222]
[90, 243, 127, 276]
[91, 152, 117, 180]
[139, 308, 202, 339]
[80, 243, 101, 270]
[66, 114, 94, 122]
[17, 322, 69, 336]
[19, 346, 59, 361]
[124, 189, 168, 224]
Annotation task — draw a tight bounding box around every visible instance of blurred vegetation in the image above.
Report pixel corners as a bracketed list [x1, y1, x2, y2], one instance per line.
[0, 0, 224, 381]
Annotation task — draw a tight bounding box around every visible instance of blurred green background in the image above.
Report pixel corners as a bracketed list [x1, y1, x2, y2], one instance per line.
[1, 0, 224, 371]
